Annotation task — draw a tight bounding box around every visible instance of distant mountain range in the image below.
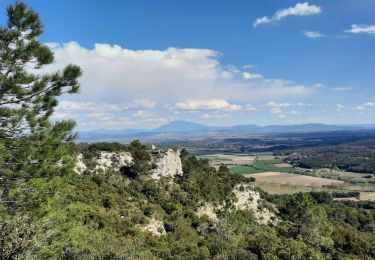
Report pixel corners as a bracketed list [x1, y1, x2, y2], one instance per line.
[77, 121, 375, 141]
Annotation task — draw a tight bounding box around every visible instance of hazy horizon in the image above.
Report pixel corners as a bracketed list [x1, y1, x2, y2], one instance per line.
[78, 119, 375, 132]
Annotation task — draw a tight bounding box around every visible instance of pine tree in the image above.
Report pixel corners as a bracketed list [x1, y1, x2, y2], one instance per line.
[0, 2, 81, 180]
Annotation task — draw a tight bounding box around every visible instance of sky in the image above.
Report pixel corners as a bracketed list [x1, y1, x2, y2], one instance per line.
[1, 0, 375, 130]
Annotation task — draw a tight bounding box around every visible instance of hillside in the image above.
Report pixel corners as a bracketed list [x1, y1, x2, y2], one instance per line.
[3, 141, 375, 259]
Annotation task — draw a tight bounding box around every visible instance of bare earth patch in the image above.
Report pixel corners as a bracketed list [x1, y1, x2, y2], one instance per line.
[249, 172, 344, 188]
[360, 192, 375, 201]
[273, 163, 292, 168]
[202, 154, 256, 166]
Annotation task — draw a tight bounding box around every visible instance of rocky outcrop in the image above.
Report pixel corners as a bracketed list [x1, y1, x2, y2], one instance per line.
[137, 218, 166, 236]
[196, 204, 219, 223]
[74, 148, 183, 179]
[74, 151, 132, 174]
[94, 151, 132, 172]
[150, 149, 183, 180]
[74, 154, 87, 175]
[232, 184, 278, 225]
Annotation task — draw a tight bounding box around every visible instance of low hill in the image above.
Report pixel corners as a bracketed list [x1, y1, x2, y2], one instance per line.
[77, 121, 371, 141]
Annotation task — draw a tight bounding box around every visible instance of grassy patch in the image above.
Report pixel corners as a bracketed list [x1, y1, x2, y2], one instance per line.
[229, 165, 264, 174]
[230, 159, 297, 174]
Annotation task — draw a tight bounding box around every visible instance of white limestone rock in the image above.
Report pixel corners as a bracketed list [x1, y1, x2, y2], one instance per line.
[74, 147, 183, 179]
[138, 218, 166, 236]
[74, 151, 132, 174]
[232, 184, 278, 225]
[74, 154, 87, 175]
[150, 149, 183, 180]
[94, 151, 132, 172]
[196, 204, 219, 223]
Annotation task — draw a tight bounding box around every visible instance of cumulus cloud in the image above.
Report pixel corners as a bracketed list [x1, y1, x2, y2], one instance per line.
[171, 99, 244, 112]
[44, 42, 316, 129]
[356, 102, 375, 111]
[47, 42, 312, 105]
[242, 72, 263, 80]
[253, 2, 321, 27]
[303, 31, 325, 38]
[264, 101, 290, 115]
[345, 24, 375, 35]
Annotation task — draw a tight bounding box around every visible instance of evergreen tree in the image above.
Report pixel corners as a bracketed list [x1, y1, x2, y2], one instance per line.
[0, 2, 81, 181]
[0, 1, 81, 220]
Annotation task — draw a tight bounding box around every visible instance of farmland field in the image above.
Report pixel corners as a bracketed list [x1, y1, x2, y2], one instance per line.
[229, 158, 296, 174]
[228, 165, 264, 174]
[199, 154, 256, 166]
[249, 171, 344, 187]
[199, 153, 375, 200]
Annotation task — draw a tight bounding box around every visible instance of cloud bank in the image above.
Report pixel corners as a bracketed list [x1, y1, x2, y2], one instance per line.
[48, 42, 312, 105]
[44, 42, 321, 129]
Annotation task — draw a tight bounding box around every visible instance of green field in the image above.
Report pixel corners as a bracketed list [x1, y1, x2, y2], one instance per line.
[229, 165, 264, 174]
[229, 159, 297, 174]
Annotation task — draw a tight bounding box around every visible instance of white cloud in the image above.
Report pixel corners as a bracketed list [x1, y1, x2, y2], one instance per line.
[345, 24, 375, 35]
[290, 110, 301, 115]
[172, 99, 243, 112]
[202, 113, 227, 119]
[303, 31, 325, 38]
[130, 99, 156, 109]
[57, 100, 127, 112]
[132, 110, 155, 119]
[244, 104, 257, 111]
[253, 2, 321, 27]
[356, 102, 375, 111]
[336, 104, 344, 112]
[333, 86, 352, 91]
[56, 99, 155, 112]
[253, 16, 272, 28]
[44, 42, 317, 128]
[242, 72, 263, 80]
[242, 64, 258, 69]
[265, 101, 290, 108]
[265, 101, 290, 115]
[47, 42, 311, 105]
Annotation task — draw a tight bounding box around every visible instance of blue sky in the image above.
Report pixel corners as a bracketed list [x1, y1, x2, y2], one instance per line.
[2, 0, 375, 129]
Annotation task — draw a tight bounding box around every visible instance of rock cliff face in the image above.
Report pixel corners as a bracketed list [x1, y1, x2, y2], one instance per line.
[150, 149, 183, 180]
[232, 184, 278, 225]
[95, 151, 133, 172]
[195, 185, 278, 226]
[74, 151, 132, 175]
[74, 148, 182, 180]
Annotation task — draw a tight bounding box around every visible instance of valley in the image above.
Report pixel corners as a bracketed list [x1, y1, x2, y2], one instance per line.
[192, 131, 375, 202]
